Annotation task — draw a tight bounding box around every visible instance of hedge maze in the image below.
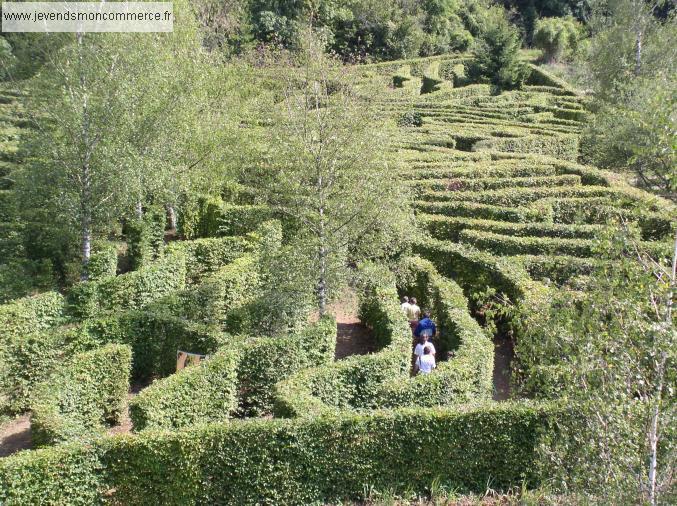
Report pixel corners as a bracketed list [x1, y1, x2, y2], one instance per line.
[0, 56, 674, 504]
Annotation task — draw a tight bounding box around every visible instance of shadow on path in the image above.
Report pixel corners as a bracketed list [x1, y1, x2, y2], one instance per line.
[492, 333, 513, 401]
[0, 414, 31, 457]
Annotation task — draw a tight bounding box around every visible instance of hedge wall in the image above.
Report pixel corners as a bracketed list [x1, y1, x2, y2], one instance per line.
[238, 316, 337, 417]
[177, 194, 273, 239]
[0, 291, 65, 343]
[66, 251, 186, 320]
[0, 402, 567, 505]
[31, 344, 132, 446]
[129, 349, 240, 432]
[0, 292, 66, 412]
[87, 241, 118, 280]
[166, 236, 254, 284]
[273, 264, 411, 418]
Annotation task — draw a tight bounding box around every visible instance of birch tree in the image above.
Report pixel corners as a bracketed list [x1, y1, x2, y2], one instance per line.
[17, 0, 220, 279]
[246, 34, 410, 315]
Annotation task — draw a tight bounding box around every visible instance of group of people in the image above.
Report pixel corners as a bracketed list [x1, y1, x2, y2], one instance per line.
[400, 296, 438, 375]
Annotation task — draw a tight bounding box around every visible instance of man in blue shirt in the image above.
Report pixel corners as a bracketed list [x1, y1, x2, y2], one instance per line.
[414, 311, 437, 340]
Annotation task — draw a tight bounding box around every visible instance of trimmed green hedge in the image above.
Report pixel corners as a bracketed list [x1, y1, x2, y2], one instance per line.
[125, 208, 166, 270]
[87, 241, 118, 280]
[237, 316, 337, 416]
[420, 214, 602, 242]
[166, 236, 254, 284]
[0, 291, 65, 342]
[31, 344, 132, 446]
[82, 310, 228, 381]
[66, 251, 186, 320]
[273, 264, 411, 418]
[371, 256, 493, 408]
[415, 200, 536, 223]
[177, 194, 273, 239]
[129, 348, 240, 432]
[0, 402, 568, 504]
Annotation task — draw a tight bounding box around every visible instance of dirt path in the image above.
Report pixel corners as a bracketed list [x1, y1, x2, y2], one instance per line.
[0, 414, 31, 457]
[492, 334, 513, 401]
[329, 289, 378, 360]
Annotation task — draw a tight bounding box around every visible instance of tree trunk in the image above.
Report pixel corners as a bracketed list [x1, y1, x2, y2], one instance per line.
[635, 28, 642, 76]
[81, 213, 91, 281]
[166, 203, 177, 230]
[135, 200, 143, 219]
[317, 204, 328, 316]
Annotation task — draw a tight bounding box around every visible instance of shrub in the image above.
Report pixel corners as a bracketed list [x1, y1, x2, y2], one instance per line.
[66, 251, 186, 320]
[467, 15, 531, 90]
[124, 207, 166, 270]
[0, 402, 569, 504]
[129, 349, 240, 431]
[396, 110, 423, 127]
[273, 265, 411, 418]
[31, 344, 132, 446]
[238, 316, 337, 416]
[87, 241, 118, 280]
[0, 291, 65, 343]
[533, 17, 583, 63]
[166, 236, 254, 284]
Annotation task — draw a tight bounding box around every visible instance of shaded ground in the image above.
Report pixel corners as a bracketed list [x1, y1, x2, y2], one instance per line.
[329, 289, 377, 360]
[107, 380, 148, 436]
[0, 414, 31, 457]
[492, 334, 513, 401]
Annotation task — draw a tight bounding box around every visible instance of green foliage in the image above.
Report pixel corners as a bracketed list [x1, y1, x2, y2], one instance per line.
[125, 207, 166, 270]
[87, 241, 118, 280]
[177, 194, 273, 239]
[238, 316, 337, 416]
[515, 225, 676, 502]
[31, 344, 132, 445]
[66, 251, 186, 320]
[273, 264, 411, 418]
[583, 76, 676, 194]
[533, 17, 583, 63]
[166, 236, 254, 284]
[468, 13, 531, 90]
[129, 348, 240, 431]
[0, 402, 568, 504]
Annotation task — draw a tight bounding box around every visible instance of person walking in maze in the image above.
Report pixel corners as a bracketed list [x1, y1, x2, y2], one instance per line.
[406, 297, 421, 332]
[414, 311, 436, 343]
[414, 333, 436, 358]
[415, 346, 436, 375]
[401, 296, 411, 315]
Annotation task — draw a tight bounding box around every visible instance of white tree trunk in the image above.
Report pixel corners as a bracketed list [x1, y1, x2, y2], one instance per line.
[166, 203, 177, 230]
[635, 28, 642, 76]
[81, 213, 91, 281]
[135, 200, 143, 219]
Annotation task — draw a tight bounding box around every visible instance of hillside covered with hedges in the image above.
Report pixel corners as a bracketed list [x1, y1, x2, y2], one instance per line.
[0, 0, 674, 504]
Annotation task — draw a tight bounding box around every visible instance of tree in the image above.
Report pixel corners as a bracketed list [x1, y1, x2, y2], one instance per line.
[15, 0, 228, 280]
[245, 34, 410, 315]
[467, 8, 531, 90]
[583, 75, 676, 196]
[533, 16, 584, 62]
[581, 0, 676, 197]
[517, 222, 676, 504]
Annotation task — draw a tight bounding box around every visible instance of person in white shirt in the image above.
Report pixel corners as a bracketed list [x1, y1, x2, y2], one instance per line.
[400, 296, 411, 315]
[416, 346, 436, 374]
[414, 334, 436, 358]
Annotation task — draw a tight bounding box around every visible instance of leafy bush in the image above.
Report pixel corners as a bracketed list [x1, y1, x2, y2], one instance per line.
[273, 264, 411, 418]
[67, 251, 186, 320]
[0, 402, 569, 504]
[396, 110, 423, 127]
[533, 17, 583, 63]
[238, 316, 337, 416]
[468, 14, 530, 90]
[166, 236, 254, 284]
[87, 241, 118, 280]
[31, 344, 132, 445]
[129, 349, 240, 431]
[124, 207, 166, 270]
